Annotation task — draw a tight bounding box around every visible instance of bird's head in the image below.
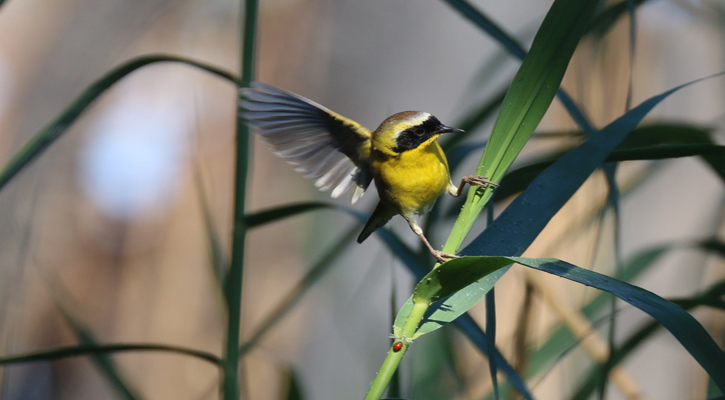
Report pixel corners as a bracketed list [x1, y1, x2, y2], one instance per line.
[371, 111, 463, 156]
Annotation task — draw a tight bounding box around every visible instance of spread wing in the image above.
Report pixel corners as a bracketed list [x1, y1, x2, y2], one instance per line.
[240, 82, 373, 203]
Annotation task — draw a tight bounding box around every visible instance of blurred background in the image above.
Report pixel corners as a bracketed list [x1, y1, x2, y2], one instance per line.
[0, 0, 723, 399]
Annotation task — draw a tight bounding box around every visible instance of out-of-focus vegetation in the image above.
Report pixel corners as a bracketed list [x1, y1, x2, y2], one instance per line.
[0, 1, 722, 399]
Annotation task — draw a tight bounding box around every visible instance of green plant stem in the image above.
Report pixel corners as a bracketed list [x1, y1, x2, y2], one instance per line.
[365, 301, 429, 399]
[365, 348, 406, 400]
[367, 0, 599, 397]
[443, 189, 496, 255]
[223, 0, 257, 399]
[362, 31, 505, 398]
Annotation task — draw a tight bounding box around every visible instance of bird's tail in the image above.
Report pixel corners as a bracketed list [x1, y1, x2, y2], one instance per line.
[357, 202, 396, 243]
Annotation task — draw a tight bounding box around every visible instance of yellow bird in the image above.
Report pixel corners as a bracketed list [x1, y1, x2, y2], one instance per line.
[240, 82, 494, 263]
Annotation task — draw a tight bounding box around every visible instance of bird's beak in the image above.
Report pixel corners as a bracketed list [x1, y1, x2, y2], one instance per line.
[436, 125, 465, 134]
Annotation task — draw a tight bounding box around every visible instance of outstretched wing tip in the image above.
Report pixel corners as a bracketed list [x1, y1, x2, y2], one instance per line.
[240, 82, 373, 202]
[351, 186, 366, 204]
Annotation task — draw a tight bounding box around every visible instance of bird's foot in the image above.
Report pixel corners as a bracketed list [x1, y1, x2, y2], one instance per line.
[463, 175, 499, 189]
[432, 250, 460, 264]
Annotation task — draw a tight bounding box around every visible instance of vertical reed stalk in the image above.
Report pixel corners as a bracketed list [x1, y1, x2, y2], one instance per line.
[223, 0, 258, 399]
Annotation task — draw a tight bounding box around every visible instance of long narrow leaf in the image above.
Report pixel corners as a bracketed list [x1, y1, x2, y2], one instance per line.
[494, 123, 723, 201]
[443, 0, 525, 59]
[453, 313, 535, 400]
[239, 225, 361, 357]
[499, 144, 724, 197]
[56, 306, 142, 400]
[587, 0, 651, 38]
[442, 0, 595, 133]
[400, 0, 603, 337]
[415, 256, 725, 391]
[475, 0, 597, 181]
[376, 230, 533, 399]
[0, 344, 222, 367]
[193, 165, 229, 287]
[415, 74, 724, 338]
[443, 0, 599, 255]
[244, 202, 334, 229]
[619, 123, 725, 180]
[513, 257, 725, 394]
[0, 55, 236, 192]
[572, 280, 725, 400]
[444, 86, 507, 153]
[385, 238, 533, 399]
[282, 367, 306, 400]
[490, 241, 725, 400]
[485, 289, 499, 400]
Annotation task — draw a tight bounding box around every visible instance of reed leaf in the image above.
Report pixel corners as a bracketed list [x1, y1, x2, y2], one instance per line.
[0, 55, 235, 192]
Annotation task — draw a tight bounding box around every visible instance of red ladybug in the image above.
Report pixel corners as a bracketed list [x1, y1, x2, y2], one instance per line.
[393, 341, 403, 352]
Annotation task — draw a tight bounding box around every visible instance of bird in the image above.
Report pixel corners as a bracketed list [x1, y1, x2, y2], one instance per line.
[240, 82, 495, 263]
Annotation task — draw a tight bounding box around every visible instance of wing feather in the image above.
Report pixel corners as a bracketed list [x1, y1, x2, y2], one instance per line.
[240, 82, 373, 203]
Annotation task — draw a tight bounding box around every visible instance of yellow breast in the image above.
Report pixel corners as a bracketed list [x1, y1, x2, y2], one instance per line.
[372, 141, 450, 216]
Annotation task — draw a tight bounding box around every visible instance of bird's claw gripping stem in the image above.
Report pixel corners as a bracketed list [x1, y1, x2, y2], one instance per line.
[454, 175, 498, 197]
[463, 175, 498, 189]
[432, 250, 460, 264]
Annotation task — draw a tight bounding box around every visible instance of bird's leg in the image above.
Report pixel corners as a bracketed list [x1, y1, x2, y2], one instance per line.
[406, 217, 458, 263]
[416, 231, 459, 263]
[452, 175, 498, 197]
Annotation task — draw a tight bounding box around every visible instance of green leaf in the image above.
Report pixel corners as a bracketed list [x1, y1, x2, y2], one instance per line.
[56, 308, 142, 400]
[0, 344, 222, 367]
[0, 55, 236, 192]
[381, 238, 533, 397]
[381, 225, 535, 398]
[443, 0, 600, 254]
[483, 236, 725, 400]
[515, 257, 725, 395]
[530, 244, 721, 391]
[497, 143, 724, 201]
[190, 200, 355, 309]
[485, 289, 500, 400]
[408, 74, 724, 338]
[571, 279, 725, 400]
[525, 246, 669, 375]
[618, 123, 725, 181]
[454, 313, 535, 400]
[443, 86, 507, 153]
[239, 224, 364, 357]
[443, 0, 526, 59]
[610, 144, 725, 161]
[192, 166, 229, 287]
[378, 229, 534, 400]
[587, 0, 651, 39]
[243, 202, 334, 229]
[235, 204, 427, 359]
[478, 0, 599, 184]
[413, 257, 509, 303]
[418, 256, 725, 392]
[225, 202, 346, 302]
[394, 266, 509, 339]
[573, 281, 725, 400]
[494, 123, 723, 201]
[281, 367, 306, 400]
[442, 0, 594, 133]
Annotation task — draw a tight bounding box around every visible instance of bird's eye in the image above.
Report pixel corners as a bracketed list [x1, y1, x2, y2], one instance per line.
[413, 128, 425, 136]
